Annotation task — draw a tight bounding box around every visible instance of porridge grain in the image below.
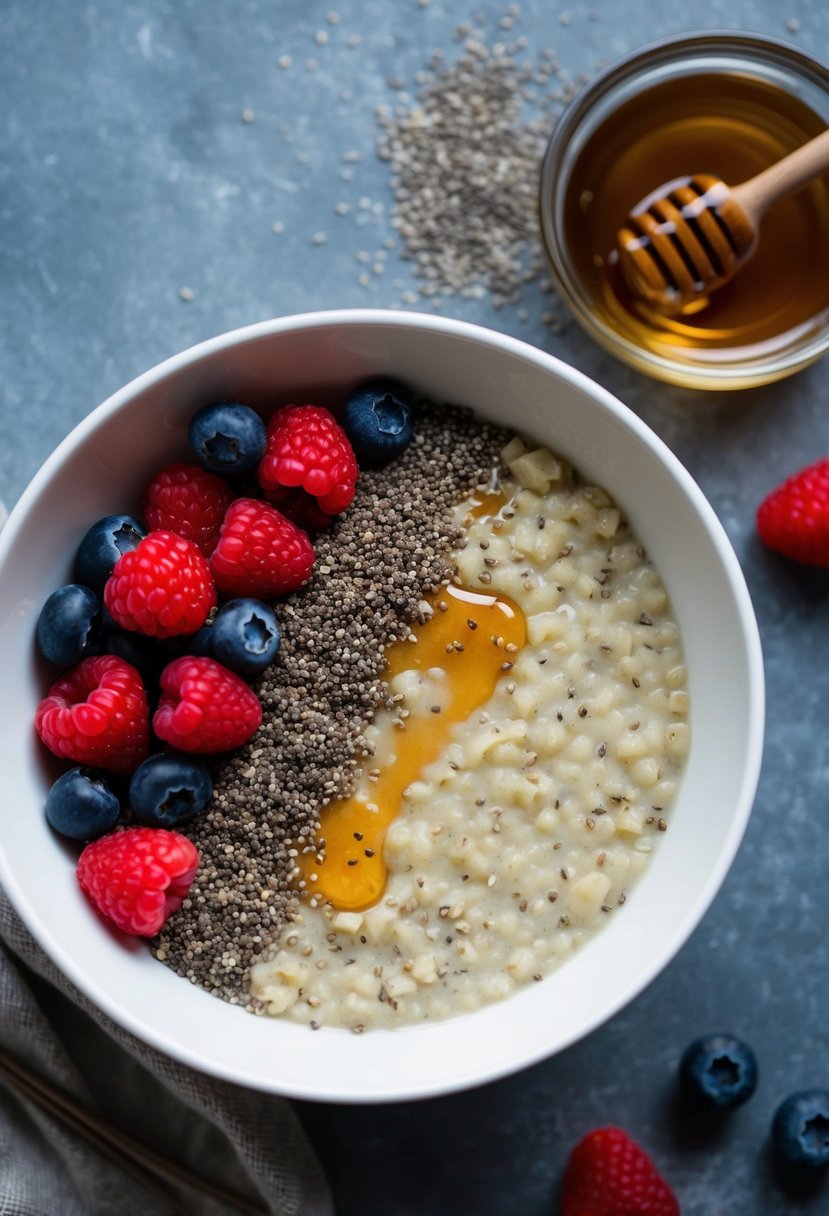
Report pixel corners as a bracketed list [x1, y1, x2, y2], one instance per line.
[250, 438, 690, 1029]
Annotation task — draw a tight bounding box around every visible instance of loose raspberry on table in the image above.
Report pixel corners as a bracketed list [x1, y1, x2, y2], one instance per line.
[35, 655, 149, 776]
[104, 530, 216, 638]
[77, 826, 199, 937]
[757, 457, 829, 569]
[258, 404, 358, 515]
[209, 497, 315, 598]
[144, 462, 232, 556]
[153, 656, 263, 753]
[561, 1126, 679, 1216]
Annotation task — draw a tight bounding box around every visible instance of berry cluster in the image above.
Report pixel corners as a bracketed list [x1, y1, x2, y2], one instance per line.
[34, 382, 415, 938]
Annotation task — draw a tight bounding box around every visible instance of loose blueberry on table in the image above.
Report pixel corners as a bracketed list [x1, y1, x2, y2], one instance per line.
[772, 1090, 829, 1169]
[679, 1032, 758, 1109]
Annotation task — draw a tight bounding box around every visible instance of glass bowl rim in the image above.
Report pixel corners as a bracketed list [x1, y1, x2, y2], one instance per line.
[539, 29, 829, 390]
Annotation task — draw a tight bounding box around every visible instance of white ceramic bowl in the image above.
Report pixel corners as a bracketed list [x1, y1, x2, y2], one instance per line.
[0, 310, 764, 1102]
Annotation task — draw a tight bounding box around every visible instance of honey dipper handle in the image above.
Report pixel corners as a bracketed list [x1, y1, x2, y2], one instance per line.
[733, 126, 829, 225]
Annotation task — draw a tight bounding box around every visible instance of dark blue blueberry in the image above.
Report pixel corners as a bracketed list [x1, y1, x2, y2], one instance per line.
[185, 622, 215, 658]
[129, 752, 213, 828]
[74, 514, 147, 591]
[211, 598, 281, 676]
[189, 401, 266, 475]
[36, 584, 102, 667]
[45, 767, 121, 841]
[679, 1033, 758, 1109]
[773, 1091, 829, 1169]
[343, 378, 414, 464]
[104, 628, 164, 691]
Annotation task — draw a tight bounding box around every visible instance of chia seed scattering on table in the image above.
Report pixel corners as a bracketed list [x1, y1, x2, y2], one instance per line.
[153, 404, 509, 1005]
[373, 20, 576, 322]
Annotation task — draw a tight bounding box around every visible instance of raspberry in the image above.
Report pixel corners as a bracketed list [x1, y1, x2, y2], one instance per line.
[77, 826, 199, 937]
[209, 497, 315, 598]
[104, 530, 216, 638]
[273, 488, 336, 532]
[144, 462, 232, 556]
[35, 655, 149, 776]
[562, 1127, 679, 1216]
[757, 457, 829, 569]
[153, 656, 262, 753]
[259, 404, 358, 515]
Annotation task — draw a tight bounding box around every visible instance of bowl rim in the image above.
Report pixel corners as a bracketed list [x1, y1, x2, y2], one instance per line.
[0, 309, 766, 1100]
[539, 29, 829, 390]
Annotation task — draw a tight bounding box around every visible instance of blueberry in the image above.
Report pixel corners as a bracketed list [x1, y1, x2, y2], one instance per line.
[129, 752, 213, 828]
[210, 598, 281, 676]
[185, 622, 215, 658]
[36, 584, 102, 666]
[773, 1090, 829, 1168]
[75, 514, 147, 591]
[189, 401, 266, 475]
[104, 628, 164, 690]
[45, 767, 120, 841]
[679, 1033, 758, 1109]
[343, 378, 414, 464]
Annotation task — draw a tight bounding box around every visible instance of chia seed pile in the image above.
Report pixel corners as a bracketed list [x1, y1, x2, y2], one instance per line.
[375, 28, 572, 315]
[257, 10, 584, 329]
[153, 404, 509, 1004]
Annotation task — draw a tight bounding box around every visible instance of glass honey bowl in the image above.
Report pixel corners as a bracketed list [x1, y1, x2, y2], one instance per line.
[539, 32, 829, 390]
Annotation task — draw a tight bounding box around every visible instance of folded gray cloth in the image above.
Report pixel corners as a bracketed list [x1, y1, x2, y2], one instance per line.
[0, 892, 333, 1216]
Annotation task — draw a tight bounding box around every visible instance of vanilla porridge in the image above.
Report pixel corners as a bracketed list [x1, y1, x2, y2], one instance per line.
[249, 437, 689, 1030]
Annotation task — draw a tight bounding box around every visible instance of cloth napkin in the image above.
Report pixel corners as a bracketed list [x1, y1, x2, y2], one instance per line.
[0, 498, 333, 1216]
[0, 894, 333, 1216]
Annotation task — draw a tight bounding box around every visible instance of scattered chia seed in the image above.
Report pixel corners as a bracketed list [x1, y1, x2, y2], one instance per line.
[371, 19, 574, 321]
[153, 403, 509, 1003]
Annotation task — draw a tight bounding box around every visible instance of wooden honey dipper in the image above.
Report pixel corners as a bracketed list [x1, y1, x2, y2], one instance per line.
[616, 126, 829, 313]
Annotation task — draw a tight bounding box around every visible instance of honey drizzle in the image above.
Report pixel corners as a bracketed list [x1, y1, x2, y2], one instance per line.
[297, 498, 526, 912]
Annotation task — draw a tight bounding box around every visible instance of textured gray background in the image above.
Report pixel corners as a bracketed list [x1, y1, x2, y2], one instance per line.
[2, 1, 829, 1213]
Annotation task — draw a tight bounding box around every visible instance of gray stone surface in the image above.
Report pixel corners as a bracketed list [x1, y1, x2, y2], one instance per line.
[2, 1, 828, 1213]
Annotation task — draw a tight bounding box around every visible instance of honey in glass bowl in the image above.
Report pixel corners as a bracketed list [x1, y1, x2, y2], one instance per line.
[540, 34, 829, 389]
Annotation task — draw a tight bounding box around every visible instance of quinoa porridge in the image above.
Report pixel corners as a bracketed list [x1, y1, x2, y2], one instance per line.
[245, 431, 689, 1031]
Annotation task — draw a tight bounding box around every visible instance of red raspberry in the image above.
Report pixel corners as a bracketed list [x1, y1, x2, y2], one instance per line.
[274, 488, 336, 532]
[209, 497, 315, 598]
[153, 656, 262, 753]
[562, 1127, 680, 1216]
[77, 827, 199, 937]
[35, 655, 149, 775]
[757, 457, 829, 569]
[104, 530, 216, 638]
[144, 462, 232, 556]
[259, 404, 358, 515]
